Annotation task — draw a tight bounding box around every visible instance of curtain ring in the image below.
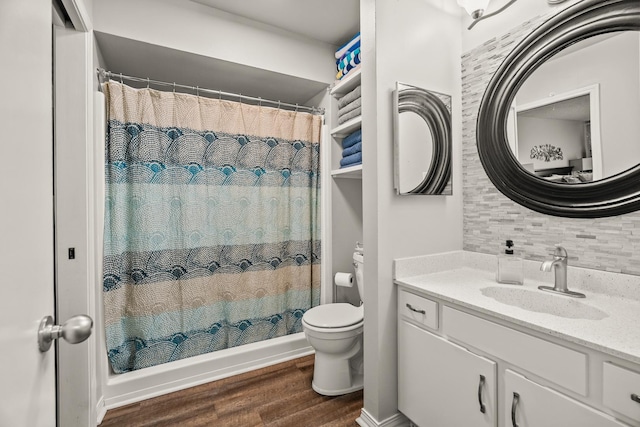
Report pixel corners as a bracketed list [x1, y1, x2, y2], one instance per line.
[119, 73, 123, 84]
[218, 90, 222, 101]
[258, 97, 261, 107]
[173, 82, 176, 93]
[147, 77, 150, 89]
[278, 100, 281, 110]
[196, 86, 199, 97]
[295, 103, 299, 112]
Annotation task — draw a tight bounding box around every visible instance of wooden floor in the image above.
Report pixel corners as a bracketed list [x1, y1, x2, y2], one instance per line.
[100, 355, 363, 427]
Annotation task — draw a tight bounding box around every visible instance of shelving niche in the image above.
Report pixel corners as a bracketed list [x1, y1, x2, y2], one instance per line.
[327, 66, 363, 307]
[330, 68, 362, 178]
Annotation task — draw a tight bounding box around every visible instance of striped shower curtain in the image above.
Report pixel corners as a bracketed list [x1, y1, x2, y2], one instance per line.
[102, 81, 322, 374]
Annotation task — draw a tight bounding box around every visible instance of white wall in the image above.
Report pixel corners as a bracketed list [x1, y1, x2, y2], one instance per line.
[460, 0, 581, 51]
[92, 0, 335, 85]
[304, 88, 340, 306]
[517, 117, 585, 170]
[361, 0, 463, 422]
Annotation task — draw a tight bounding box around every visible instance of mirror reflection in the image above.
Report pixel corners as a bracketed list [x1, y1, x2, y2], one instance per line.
[507, 31, 640, 184]
[398, 110, 434, 191]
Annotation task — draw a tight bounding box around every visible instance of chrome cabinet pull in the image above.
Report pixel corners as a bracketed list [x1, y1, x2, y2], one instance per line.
[632, 393, 640, 404]
[405, 303, 425, 314]
[511, 392, 520, 427]
[477, 375, 486, 413]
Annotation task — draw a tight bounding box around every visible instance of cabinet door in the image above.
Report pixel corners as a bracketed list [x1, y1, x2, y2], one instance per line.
[398, 320, 497, 427]
[505, 370, 628, 427]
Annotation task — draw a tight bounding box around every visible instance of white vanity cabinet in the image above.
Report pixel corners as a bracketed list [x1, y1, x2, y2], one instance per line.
[397, 287, 639, 427]
[398, 320, 497, 427]
[603, 363, 640, 422]
[505, 370, 626, 427]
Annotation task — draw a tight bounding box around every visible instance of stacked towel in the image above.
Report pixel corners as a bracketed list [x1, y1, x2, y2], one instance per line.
[335, 33, 360, 60]
[335, 33, 361, 81]
[340, 129, 362, 168]
[337, 85, 362, 125]
[337, 48, 361, 71]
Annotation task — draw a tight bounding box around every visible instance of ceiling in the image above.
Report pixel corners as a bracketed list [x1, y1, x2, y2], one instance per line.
[519, 95, 590, 121]
[190, 0, 360, 46]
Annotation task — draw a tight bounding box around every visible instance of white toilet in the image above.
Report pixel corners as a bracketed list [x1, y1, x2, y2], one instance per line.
[302, 245, 364, 396]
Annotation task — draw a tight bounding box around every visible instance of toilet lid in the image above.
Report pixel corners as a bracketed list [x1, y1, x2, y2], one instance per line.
[303, 303, 363, 328]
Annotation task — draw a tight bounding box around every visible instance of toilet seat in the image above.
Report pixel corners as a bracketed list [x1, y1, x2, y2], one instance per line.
[303, 303, 363, 328]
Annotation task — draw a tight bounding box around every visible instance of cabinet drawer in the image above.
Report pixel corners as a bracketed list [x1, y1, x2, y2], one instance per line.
[603, 362, 640, 422]
[443, 306, 587, 396]
[398, 290, 438, 330]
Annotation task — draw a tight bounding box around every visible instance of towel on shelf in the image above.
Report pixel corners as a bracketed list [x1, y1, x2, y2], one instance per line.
[337, 48, 361, 71]
[336, 48, 359, 68]
[342, 129, 362, 149]
[336, 58, 360, 80]
[338, 86, 361, 109]
[336, 63, 361, 82]
[335, 40, 361, 64]
[340, 151, 362, 168]
[338, 97, 361, 119]
[335, 32, 361, 59]
[342, 141, 362, 158]
[338, 106, 361, 125]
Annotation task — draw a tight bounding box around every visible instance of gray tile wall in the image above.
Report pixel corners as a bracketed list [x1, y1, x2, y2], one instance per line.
[461, 14, 640, 276]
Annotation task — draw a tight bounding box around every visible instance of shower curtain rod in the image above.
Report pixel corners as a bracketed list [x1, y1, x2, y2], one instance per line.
[96, 68, 325, 115]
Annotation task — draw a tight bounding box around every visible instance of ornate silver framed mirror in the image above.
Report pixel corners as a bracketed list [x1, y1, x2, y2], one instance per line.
[476, 0, 640, 217]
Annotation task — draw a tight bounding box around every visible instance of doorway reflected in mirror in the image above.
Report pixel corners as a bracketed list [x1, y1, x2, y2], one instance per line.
[507, 32, 640, 184]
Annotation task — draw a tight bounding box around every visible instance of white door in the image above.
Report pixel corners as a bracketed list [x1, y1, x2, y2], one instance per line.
[398, 320, 497, 427]
[0, 0, 57, 425]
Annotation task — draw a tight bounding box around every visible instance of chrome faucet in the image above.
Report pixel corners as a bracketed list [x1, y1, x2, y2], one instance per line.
[538, 245, 585, 298]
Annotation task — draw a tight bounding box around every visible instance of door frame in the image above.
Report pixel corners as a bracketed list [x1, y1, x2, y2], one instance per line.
[53, 1, 100, 425]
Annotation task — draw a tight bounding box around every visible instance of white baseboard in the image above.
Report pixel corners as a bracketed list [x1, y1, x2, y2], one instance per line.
[356, 408, 410, 427]
[96, 396, 107, 425]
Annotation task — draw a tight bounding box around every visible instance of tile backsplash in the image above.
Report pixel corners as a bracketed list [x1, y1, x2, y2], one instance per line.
[461, 14, 640, 276]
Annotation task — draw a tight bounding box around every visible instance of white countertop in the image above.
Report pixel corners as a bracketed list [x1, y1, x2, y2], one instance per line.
[394, 251, 640, 365]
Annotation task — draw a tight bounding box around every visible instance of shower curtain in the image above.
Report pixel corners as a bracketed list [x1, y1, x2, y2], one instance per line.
[102, 81, 322, 374]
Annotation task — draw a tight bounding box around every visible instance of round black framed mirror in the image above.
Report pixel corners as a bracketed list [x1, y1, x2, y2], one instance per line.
[476, 0, 640, 218]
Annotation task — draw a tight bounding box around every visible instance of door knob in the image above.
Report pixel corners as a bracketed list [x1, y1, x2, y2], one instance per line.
[38, 315, 93, 352]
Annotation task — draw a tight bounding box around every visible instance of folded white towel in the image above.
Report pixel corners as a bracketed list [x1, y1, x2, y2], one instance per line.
[338, 106, 362, 125]
[338, 85, 361, 109]
[338, 97, 361, 119]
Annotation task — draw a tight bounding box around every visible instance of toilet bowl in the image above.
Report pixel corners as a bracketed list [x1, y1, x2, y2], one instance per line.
[302, 247, 364, 396]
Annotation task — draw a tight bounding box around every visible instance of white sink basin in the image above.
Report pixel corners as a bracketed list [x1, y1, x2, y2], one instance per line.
[480, 286, 608, 320]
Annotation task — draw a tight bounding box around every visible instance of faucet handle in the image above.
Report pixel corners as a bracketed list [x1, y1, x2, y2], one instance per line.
[551, 245, 568, 258]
